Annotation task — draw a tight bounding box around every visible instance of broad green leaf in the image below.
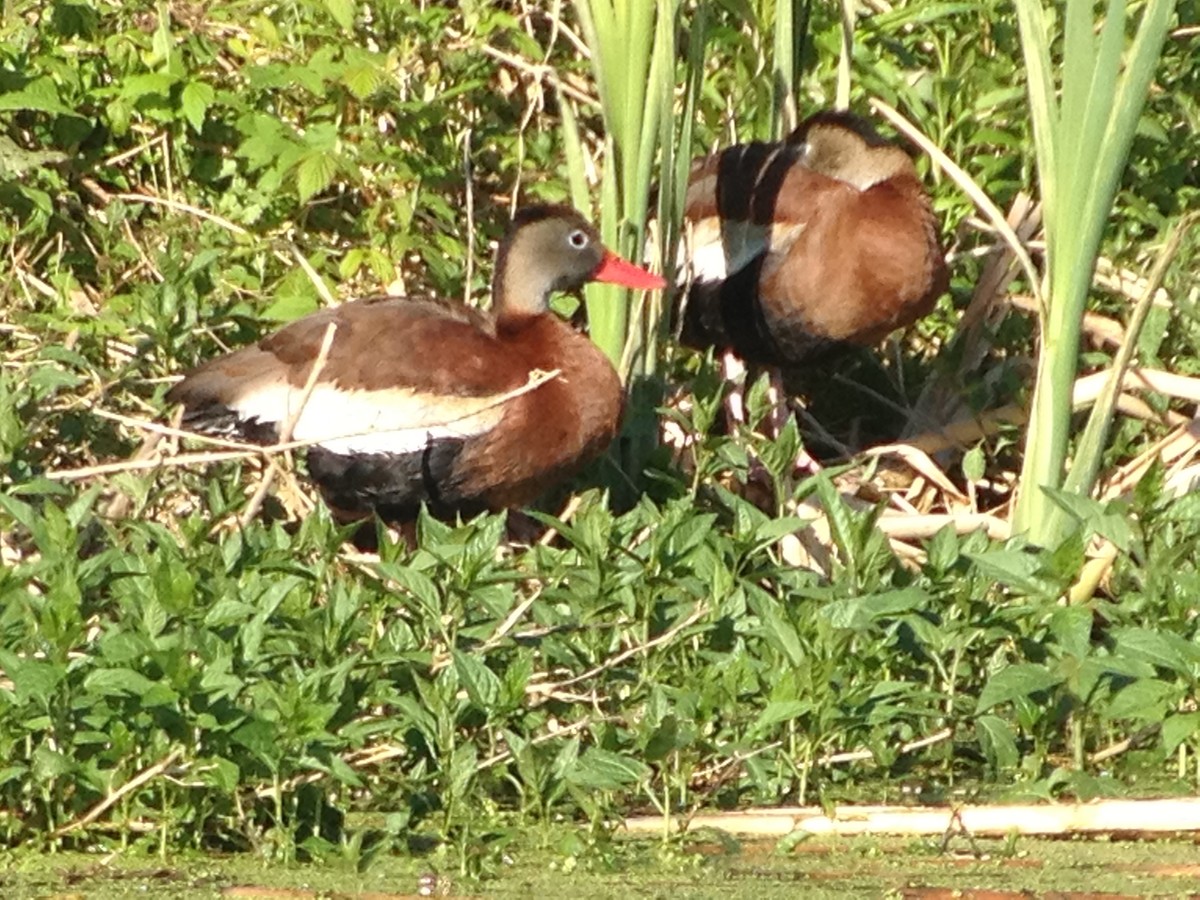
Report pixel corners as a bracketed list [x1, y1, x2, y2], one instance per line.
[749, 700, 808, 737]
[261, 292, 319, 323]
[84, 667, 158, 697]
[1162, 712, 1200, 754]
[977, 663, 1064, 713]
[820, 589, 929, 631]
[975, 714, 1019, 770]
[295, 150, 339, 202]
[0, 77, 77, 116]
[1114, 628, 1200, 677]
[342, 63, 383, 100]
[323, 0, 356, 30]
[1104, 677, 1176, 722]
[119, 72, 178, 102]
[452, 650, 501, 710]
[2, 655, 64, 706]
[964, 548, 1055, 597]
[565, 747, 650, 791]
[180, 80, 215, 131]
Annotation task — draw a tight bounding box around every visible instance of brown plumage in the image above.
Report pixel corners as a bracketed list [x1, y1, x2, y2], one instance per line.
[167, 204, 665, 523]
[680, 110, 948, 367]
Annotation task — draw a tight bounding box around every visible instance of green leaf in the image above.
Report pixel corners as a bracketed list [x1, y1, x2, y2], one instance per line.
[748, 588, 804, 667]
[1, 654, 64, 706]
[1162, 712, 1200, 755]
[749, 700, 808, 737]
[323, 0, 356, 30]
[180, 80, 215, 131]
[452, 650, 501, 710]
[964, 548, 1055, 597]
[1114, 628, 1200, 677]
[962, 445, 986, 483]
[261, 292, 319, 323]
[342, 63, 383, 100]
[820, 589, 929, 631]
[32, 744, 72, 781]
[0, 77, 77, 116]
[119, 72, 178, 102]
[1105, 678, 1176, 722]
[295, 150, 339, 202]
[84, 667, 159, 698]
[565, 747, 650, 790]
[977, 663, 1064, 713]
[975, 714, 1019, 770]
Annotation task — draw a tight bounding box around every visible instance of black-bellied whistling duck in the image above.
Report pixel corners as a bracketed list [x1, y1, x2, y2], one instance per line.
[167, 204, 665, 524]
[682, 109, 947, 365]
[679, 110, 948, 436]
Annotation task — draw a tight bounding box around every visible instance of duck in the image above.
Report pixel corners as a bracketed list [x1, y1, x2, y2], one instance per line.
[166, 204, 666, 524]
[680, 108, 948, 373]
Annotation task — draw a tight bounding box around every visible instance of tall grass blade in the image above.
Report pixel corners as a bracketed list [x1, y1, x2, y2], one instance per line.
[1010, 0, 1175, 545]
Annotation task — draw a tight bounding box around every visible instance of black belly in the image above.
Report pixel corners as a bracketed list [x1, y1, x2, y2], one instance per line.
[306, 438, 485, 523]
[680, 260, 842, 368]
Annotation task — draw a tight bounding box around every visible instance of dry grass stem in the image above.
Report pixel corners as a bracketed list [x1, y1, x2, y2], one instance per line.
[239, 321, 338, 527]
[864, 443, 969, 504]
[529, 602, 709, 695]
[817, 727, 954, 766]
[477, 716, 606, 771]
[289, 242, 338, 307]
[111, 192, 249, 236]
[53, 749, 184, 836]
[870, 97, 1044, 313]
[477, 43, 599, 108]
[1010, 294, 1129, 348]
[875, 512, 1010, 542]
[95, 408, 263, 452]
[48, 368, 565, 484]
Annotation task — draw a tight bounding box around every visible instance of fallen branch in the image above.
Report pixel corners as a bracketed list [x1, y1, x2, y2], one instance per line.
[527, 602, 709, 696]
[54, 748, 184, 836]
[624, 797, 1200, 838]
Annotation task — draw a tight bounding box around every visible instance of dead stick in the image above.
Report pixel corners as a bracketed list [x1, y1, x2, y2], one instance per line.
[54, 748, 184, 836]
[239, 322, 337, 528]
[624, 797, 1200, 838]
[52, 369, 564, 483]
[529, 603, 709, 695]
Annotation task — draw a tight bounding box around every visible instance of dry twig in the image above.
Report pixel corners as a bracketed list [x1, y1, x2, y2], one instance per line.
[54, 749, 184, 836]
[238, 321, 337, 527]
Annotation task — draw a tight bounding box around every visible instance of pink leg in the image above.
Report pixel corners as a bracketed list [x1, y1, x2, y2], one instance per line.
[721, 351, 748, 428]
[766, 369, 820, 475]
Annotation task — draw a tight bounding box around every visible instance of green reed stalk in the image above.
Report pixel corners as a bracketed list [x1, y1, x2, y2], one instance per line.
[1010, 0, 1175, 544]
[563, 0, 709, 494]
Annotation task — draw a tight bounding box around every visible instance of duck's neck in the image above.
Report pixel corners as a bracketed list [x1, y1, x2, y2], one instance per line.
[492, 238, 555, 316]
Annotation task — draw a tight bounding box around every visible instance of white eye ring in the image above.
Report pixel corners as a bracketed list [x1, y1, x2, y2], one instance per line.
[567, 229, 589, 249]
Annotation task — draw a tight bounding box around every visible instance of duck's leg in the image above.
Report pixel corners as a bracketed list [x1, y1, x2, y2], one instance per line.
[721, 351, 749, 427]
[765, 368, 822, 475]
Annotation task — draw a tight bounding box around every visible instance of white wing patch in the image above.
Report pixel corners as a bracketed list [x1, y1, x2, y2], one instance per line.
[685, 215, 806, 285]
[230, 383, 510, 455]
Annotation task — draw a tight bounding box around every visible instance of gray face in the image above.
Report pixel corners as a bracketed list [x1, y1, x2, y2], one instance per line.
[800, 124, 912, 192]
[495, 214, 605, 317]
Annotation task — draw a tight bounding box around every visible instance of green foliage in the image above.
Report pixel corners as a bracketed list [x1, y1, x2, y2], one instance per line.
[1, 0, 1199, 875]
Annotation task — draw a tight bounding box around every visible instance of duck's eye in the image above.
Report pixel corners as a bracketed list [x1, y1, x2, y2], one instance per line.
[567, 229, 589, 249]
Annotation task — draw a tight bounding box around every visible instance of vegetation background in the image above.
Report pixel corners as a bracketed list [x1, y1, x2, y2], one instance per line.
[1, 0, 1199, 883]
